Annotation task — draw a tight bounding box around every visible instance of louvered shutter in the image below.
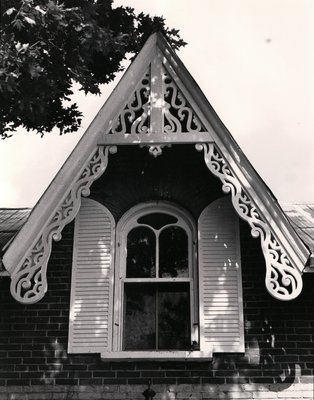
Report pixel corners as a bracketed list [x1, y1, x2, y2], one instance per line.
[68, 198, 115, 354]
[198, 196, 244, 353]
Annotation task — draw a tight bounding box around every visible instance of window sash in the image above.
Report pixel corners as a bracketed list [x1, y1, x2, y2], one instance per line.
[123, 282, 191, 351]
[113, 203, 198, 353]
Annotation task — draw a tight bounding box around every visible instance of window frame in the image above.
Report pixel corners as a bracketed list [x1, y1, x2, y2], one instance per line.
[113, 202, 199, 354]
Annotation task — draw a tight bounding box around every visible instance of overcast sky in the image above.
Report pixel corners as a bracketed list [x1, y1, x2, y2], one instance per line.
[1, 0, 313, 208]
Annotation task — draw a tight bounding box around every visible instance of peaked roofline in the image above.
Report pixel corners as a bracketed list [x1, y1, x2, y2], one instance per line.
[2, 33, 160, 271]
[2, 32, 310, 304]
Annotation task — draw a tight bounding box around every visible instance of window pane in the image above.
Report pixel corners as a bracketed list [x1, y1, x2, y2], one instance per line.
[123, 284, 156, 350]
[158, 283, 190, 350]
[159, 226, 189, 277]
[126, 227, 156, 277]
[137, 213, 178, 230]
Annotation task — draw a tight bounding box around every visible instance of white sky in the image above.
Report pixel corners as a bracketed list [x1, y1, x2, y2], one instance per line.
[1, 0, 313, 208]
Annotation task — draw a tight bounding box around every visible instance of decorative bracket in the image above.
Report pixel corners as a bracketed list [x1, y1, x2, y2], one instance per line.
[196, 143, 303, 301]
[141, 144, 172, 158]
[10, 146, 117, 304]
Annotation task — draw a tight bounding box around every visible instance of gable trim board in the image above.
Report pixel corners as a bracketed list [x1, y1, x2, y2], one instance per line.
[1, 32, 310, 304]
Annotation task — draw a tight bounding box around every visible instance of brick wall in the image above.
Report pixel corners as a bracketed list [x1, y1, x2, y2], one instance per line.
[0, 145, 313, 399]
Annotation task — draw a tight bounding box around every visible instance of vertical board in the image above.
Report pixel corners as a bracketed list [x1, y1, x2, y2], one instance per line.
[198, 196, 244, 353]
[68, 198, 115, 353]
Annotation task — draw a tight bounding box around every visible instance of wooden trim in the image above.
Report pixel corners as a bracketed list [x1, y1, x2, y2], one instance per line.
[150, 48, 163, 134]
[101, 350, 213, 361]
[67, 199, 81, 354]
[122, 278, 192, 283]
[235, 214, 245, 353]
[98, 132, 213, 145]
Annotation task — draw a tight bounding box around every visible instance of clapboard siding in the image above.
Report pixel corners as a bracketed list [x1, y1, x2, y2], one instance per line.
[68, 198, 115, 353]
[198, 196, 244, 353]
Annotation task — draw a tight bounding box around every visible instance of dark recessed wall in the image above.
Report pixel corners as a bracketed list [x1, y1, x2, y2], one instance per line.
[91, 144, 224, 222]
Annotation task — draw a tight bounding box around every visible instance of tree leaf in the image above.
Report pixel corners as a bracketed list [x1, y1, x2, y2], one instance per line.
[35, 6, 46, 15]
[5, 7, 16, 16]
[24, 16, 36, 25]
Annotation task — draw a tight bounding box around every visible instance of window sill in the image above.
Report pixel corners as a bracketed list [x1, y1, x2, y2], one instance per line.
[100, 350, 212, 361]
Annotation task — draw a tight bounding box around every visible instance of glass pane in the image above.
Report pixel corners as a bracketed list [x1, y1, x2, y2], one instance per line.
[123, 284, 156, 350]
[126, 227, 156, 278]
[137, 213, 178, 230]
[158, 283, 190, 350]
[159, 226, 189, 277]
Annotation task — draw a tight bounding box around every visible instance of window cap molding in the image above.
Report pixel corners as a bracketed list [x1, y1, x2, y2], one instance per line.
[116, 201, 196, 236]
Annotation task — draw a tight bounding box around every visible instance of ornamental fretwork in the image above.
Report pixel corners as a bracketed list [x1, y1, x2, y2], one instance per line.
[109, 69, 150, 135]
[196, 143, 303, 301]
[107, 62, 207, 157]
[163, 67, 205, 134]
[10, 146, 117, 304]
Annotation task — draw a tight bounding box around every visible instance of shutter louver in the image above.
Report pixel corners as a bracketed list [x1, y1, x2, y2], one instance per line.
[198, 196, 244, 353]
[68, 198, 115, 354]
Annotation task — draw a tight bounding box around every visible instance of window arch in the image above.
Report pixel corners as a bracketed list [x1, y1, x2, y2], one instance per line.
[113, 202, 198, 352]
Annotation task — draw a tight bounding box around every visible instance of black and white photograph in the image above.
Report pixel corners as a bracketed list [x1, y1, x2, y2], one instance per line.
[0, 1, 313, 399]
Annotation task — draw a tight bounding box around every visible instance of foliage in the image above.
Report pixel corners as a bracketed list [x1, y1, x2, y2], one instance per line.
[0, 0, 186, 138]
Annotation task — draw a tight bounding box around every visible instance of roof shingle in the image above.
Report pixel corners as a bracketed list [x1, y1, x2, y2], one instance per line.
[0, 209, 31, 251]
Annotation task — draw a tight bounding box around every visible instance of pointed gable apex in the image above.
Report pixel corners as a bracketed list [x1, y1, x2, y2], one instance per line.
[92, 32, 215, 144]
[2, 32, 310, 304]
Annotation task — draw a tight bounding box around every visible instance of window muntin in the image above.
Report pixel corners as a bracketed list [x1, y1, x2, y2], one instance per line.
[115, 203, 197, 353]
[126, 222, 189, 279]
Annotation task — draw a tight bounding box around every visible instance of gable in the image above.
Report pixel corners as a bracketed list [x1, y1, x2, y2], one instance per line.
[1, 32, 310, 304]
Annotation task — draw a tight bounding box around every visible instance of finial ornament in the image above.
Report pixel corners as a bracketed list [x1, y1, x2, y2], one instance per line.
[10, 146, 116, 304]
[196, 143, 303, 301]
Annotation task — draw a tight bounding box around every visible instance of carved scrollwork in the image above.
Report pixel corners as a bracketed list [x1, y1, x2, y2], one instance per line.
[10, 146, 117, 304]
[196, 143, 303, 301]
[147, 144, 172, 158]
[110, 69, 150, 134]
[163, 69, 205, 133]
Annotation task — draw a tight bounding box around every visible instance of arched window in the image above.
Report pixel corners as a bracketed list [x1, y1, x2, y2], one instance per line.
[113, 202, 197, 352]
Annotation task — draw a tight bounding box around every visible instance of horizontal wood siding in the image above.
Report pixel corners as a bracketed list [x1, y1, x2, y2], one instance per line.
[68, 198, 115, 353]
[198, 196, 244, 353]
